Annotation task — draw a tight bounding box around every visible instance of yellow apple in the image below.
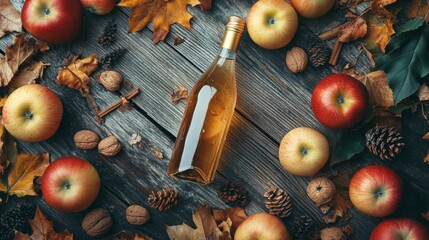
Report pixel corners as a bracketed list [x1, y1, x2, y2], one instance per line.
[247, 0, 298, 49]
[2, 84, 63, 142]
[235, 212, 291, 240]
[279, 127, 329, 176]
[291, 0, 335, 19]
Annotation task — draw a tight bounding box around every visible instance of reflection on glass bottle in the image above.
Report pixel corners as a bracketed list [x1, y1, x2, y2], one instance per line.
[167, 16, 245, 184]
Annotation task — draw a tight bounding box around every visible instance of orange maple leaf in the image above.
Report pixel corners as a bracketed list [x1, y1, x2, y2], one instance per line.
[118, 0, 201, 44]
[14, 207, 73, 240]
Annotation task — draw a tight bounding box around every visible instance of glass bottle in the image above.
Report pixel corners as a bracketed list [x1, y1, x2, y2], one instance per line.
[167, 16, 245, 184]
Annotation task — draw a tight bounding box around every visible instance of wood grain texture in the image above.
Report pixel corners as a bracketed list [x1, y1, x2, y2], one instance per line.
[0, 0, 428, 239]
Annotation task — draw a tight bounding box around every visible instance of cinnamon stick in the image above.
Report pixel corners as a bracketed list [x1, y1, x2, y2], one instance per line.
[319, 22, 350, 40]
[97, 88, 140, 118]
[329, 40, 343, 66]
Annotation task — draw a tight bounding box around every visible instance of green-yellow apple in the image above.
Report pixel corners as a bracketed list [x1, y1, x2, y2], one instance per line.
[291, 0, 335, 19]
[279, 127, 329, 176]
[42, 157, 101, 212]
[349, 165, 402, 217]
[80, 0, 116, 15]
[21, 0, 83, 44]
[311, 74, 369, 129]
[247, 0, 298, 49]
[370, 218, 429, 240]
[2, 84, 63, 142]
[235, 212, 291, 240]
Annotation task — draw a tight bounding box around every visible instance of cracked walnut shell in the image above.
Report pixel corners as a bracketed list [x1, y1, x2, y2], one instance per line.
[286, 47, 308, 73]
[100, 70, 123, 91]
[82, 208, 112, 237]
[74, 130, 100, 149]
[126, 205, 150, 225]
[98, 136, 121, 157]
[306, 177, 336, 206]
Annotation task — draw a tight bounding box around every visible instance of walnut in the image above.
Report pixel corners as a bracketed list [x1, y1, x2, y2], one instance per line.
[82, 208, 112, 237]
[307, 177, 336, 207]
[126, 205, 150, 225]
[320, 227, 347, 240]
[74, 130, 100, 150]
[100, 70, 123, 91]
[286, 47, 308, 73]
[98, 136, 121, 157]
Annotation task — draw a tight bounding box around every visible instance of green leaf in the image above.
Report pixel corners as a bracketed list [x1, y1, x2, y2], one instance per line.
[385, 18, 424, 52]
[331, 128, 366, 166]
[375, 24, 429, 103]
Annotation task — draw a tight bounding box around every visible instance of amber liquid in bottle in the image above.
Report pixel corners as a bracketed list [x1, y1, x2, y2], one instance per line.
[167, 16, 245, 184]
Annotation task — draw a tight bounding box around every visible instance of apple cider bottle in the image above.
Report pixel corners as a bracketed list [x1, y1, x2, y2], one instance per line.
[167, 16, 245, 184]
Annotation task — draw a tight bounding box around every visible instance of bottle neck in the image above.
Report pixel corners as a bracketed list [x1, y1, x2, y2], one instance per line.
[220, 28, 242, 53]
[218, 48, 236, 60]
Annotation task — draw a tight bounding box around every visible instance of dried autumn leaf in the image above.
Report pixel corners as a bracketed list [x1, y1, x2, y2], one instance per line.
[56, 54, 99, 94]
[373, 106, 402, 130]
[363, 7, 397, 54]
[0, 0, 22, 38]
[356, 70, 394, 107]
[213, 208, 247, 235]
[408, 0, 429, 22]
[14, 206, 73, 240]
[0, 124, 9, 175]
[0, 153, 49, 197]
[418, 84, 429, 101]
[0, 34, 49, 87]
[421, 211, 429, 221]
[199, 0, 212, 10]
[112, 231, 153, 240]
[336, 0, 368, 9]
[338, 18, 368, 43]
[424, 150, 429, 164]
[422, 132, 429, 140]
[152, 150, 163, 159]
[118, 0, 200, 44]
[320, 170, 354, 223]
[166, 205, 220, 240]
[9, 60, 50, 88]
[217, 218, 232, 240]
[171, 86, 188, 104]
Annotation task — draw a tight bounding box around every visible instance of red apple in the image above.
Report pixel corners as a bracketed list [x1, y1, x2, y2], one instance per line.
[349, 165, 402, 217]
[246, 0, 298, 49]
[41, 157, 101, 212]
[311, 74, 369, 129]
[235, 212, 291, 240]
[21, 0, 83, 44]
[80, 0, 116, 15]
[279, 127, 329, 176]
[370, 218, 429, 240]
[2, 84, 63, 142]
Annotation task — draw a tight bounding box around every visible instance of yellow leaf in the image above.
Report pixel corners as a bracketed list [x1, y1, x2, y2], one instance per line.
[56, 54, 99, 94]
[356, 70, 394, 107]
[166, 205, 220, 240]
[7, 153, 49, 197]
[118, 0, 200, 44]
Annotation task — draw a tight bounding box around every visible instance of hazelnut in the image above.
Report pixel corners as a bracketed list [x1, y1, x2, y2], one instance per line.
[74, 130, 100, 150]
[321, 227, 347, 240]
[306, 177, 336, 207]
[82, 208, 112, 237]
[126, 205, 150, 225]
[100, 71, 123, 91]
[286, 47, 308, 73]
[98, 136, 121, 157]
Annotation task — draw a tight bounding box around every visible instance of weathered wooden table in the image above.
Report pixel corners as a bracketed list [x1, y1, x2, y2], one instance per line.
[1, 1, 428, 239]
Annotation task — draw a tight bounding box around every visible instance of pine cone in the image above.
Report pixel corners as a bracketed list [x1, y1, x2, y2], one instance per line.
[100, 48, 126, 69]
[98, 20, 117, 47]
[264, 186, 292, 218]
[0, 202, 35, 240]
[148, 189, 179, 211]
[292, 215, 312, 240]
[218, 181, 250, 208]
[365, 127, 405, 160]
[307, 36, 330, 67]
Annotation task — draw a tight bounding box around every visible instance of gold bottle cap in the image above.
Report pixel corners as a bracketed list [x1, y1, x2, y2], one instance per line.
[221, 16, 246, 52]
